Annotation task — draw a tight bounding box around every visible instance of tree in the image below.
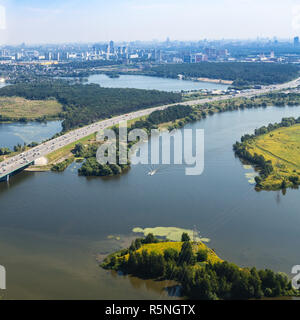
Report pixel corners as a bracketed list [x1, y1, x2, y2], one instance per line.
[196, 249, 208, 262]
[73, 143, 85, 157]
[181, 232, 191, 242]
[144, 233, 157, 244]
[164, 248, 179, 262]
[178, 241, 196, 266]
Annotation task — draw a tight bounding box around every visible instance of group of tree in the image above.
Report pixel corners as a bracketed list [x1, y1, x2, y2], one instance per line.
[51, 157, 74, 172]
[102, 233, 297, 300]
[0, 141, 39, 157]
[0, 81, 182, 130]
[0, 147, 12, 156]
[233, 117, 300, 188]
[76, 142, 130, 177]
[146, 62, 300, 86]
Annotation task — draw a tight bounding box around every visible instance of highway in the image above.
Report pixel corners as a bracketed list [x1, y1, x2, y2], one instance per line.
[1, 76, 300, 180]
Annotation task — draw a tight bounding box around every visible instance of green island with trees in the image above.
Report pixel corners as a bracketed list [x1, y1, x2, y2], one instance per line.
[144, 62, 300, 86]
[101, 233, 299, 300]
[233, 117, 300, 191]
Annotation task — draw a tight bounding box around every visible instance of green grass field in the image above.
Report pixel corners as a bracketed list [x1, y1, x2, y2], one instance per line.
[0, 97, 63, 120]
[245, 124, 300, 189]
[46, 133, 97, 164]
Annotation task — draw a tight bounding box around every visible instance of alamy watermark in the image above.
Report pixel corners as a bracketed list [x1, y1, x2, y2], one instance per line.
[292, 265, 300, 290]
[0, 265, 5, 290]
[96, 121, 204, 176]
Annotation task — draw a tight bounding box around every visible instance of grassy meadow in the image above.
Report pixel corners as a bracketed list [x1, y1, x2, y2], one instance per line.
[245, 124, 300, 189]
[0, 97, 63, 120]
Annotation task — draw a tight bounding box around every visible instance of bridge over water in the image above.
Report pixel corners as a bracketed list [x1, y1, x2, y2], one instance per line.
[0, 162, 33, 182]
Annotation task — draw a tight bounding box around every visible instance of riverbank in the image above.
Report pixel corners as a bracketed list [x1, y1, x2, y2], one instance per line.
[193, 77, 233, 84]
[233, 118, 300, 191]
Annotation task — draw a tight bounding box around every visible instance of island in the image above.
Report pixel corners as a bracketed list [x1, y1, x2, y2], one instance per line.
[101, 233, 298, 300]
[233, 117, 300, 191]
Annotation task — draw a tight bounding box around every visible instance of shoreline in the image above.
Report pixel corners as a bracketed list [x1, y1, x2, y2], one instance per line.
[233, 119, 300, 191]
[194, 77, 233, 85]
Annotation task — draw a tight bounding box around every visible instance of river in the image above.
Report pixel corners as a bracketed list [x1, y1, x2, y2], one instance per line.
[87, 74, 228, 91]
[0, 121, 62, 150]
[0, 105, 300, 299]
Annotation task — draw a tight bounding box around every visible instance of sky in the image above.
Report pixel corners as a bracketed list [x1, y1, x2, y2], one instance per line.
[0, 0, 300, 44]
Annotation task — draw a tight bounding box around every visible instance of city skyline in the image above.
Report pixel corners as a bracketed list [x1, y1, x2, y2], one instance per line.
[0, 0, 300, 44]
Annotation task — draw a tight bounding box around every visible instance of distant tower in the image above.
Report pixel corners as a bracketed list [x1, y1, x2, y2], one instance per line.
[109, 40, 114, 53]
[294, 36, 299, 46]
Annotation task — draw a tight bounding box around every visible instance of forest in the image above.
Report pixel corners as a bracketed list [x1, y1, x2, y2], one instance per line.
[102, 233, 298, 300]
[0, 81, 182, 130]
[146, 62, 300, 86]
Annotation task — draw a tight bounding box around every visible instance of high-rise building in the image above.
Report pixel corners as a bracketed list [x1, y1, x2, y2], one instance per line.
[109, 40, 114, 54]
[294, 36, 299, 46]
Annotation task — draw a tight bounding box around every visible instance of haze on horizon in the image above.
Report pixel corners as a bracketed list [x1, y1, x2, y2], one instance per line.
[0, 0, 300, 45]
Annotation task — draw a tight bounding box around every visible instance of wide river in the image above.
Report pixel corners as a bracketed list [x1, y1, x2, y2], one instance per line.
[0, 104, 300, 299]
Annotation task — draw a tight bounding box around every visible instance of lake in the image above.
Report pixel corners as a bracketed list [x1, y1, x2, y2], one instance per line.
[87, 74, 229, 92]
[0, 105, 300, 299]
[0, 121, 62, 150]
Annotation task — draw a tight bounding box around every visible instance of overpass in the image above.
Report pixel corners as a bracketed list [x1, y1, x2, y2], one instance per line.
[1, 76, 300, 182]
[0, 162, 33, 182]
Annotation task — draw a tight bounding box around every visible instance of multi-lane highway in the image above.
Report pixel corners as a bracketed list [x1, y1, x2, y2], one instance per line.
[1, 76, 300, 181]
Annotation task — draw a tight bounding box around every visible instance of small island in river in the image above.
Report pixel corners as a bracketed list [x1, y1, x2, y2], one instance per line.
[101, 233, 298, 300]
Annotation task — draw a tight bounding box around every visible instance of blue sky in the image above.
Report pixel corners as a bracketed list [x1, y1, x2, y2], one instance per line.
[0, 0, 299, 44]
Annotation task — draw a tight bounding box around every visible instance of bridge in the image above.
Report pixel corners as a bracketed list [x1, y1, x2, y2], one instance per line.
[0, 162, 33, 182]
[1, 76, 300, 182]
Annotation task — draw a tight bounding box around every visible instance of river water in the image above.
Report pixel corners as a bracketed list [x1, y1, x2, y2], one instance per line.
[0, 105, 300, 299]
[87, 74, 229, 91]
[0, 121, 62, 150]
